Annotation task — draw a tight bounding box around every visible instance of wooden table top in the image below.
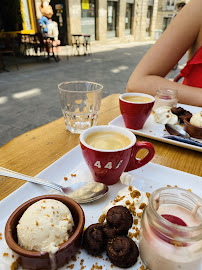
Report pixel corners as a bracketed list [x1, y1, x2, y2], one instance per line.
[0, 94, 201, 201]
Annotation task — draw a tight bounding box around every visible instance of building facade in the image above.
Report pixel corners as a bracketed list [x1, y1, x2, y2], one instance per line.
[35, 0, 160, 45]
[0, 0, 186, 45]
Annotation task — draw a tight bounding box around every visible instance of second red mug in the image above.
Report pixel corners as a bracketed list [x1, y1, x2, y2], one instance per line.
[119, 93, 155, 130]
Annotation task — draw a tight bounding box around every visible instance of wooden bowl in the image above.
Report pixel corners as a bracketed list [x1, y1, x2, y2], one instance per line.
[5, 195, 85, 270]
[184, 115, 202, 139]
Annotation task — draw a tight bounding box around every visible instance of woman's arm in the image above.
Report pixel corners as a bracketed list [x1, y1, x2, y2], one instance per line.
[126, 0, 202, 107]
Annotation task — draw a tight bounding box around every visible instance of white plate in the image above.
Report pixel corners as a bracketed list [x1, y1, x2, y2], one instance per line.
[109, 103, 202, 152]
[0, 146, 202, 269]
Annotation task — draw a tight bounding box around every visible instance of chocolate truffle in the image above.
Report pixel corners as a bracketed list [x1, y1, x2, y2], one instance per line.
[103, 223, 117, 239]
[82, 223, 106, 255]
[107, 236, 139, 268]
[106, 206, 133, 234]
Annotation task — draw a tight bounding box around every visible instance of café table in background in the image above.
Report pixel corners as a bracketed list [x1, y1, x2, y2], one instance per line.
[18, 33, 60, 62]
[71, 34, 91, 56]
[0, 94, 201, 201]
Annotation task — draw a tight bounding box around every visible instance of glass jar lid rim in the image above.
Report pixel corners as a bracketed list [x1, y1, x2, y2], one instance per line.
[149, 187, 202, 232]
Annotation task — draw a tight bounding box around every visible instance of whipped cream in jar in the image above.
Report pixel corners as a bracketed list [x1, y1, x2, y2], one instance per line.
[139, 187, 202, 270]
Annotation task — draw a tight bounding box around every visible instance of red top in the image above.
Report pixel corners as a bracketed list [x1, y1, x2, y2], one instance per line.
[180, 46, 202, 88]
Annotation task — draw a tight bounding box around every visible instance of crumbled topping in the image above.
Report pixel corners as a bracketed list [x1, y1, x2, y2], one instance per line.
[10, 261, 19, 270]
[133, 219, 138, 225]
[114, 195, 125, 203]
[137, 212, 142, 218]
[91, 263, 102, 269]
[98, 214, 106, 223]
[71, 174, 76, 177]
[36, 221, 39, 226]
[139, 203, 146, 210]
[64, 177, 68, 181]
[72, 256, 77, 261]
[146, 192, 150, 198]
[139, 265, 146, 270]
[3, 253, 8, 256]
[66, 264, 74, 269]
[170, 240, 184, 247]
[130, 190, 141, 199]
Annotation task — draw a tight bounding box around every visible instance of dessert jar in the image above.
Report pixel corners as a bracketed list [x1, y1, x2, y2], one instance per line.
[153, 87, 178, 111]
[139, 187, 202, 270]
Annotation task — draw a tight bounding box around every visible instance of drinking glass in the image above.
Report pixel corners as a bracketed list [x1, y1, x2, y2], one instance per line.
[58, 81, 103, 134]
[153, 87, 178, 111]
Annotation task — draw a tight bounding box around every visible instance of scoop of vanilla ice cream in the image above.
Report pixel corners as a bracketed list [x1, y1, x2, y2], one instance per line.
[190, 111, 202, 127]
[17, 199, 74, 254]
[102, 186, 149, 244]
[154, 106, 178, 124]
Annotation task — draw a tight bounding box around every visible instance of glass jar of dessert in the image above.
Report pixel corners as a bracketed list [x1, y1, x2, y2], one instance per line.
[153, 87, 178, 111]
[139, 187, 202, 270]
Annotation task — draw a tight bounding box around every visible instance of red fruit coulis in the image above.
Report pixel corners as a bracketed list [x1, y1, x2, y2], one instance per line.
[161, 214, 187, 226]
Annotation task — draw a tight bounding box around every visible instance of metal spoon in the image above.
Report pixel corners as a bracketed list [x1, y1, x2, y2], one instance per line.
[164, 124, 202, 147]
[0, 166, 108, 204]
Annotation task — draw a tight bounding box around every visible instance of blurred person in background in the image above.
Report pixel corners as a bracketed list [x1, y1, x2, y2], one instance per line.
[39, 0, 60, 44]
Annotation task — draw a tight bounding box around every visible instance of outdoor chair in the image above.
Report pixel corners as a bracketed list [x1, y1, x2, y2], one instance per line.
[174, 73, 183, 82]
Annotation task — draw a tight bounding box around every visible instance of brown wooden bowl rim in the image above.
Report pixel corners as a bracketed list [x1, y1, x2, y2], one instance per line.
[5, 195, 85, 258]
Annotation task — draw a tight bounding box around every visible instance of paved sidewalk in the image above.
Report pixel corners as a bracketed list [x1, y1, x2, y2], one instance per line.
[0, 41, 186, 147]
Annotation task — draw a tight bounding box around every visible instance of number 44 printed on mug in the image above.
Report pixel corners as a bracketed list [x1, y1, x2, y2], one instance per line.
[94, 160, 123, 169]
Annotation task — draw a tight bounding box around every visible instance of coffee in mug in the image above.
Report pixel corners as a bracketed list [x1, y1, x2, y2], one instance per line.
[80, 125, 155, 185]
[122, 96, 153, 103]
[119, 93, 155, 130]
[85, 131, 131, 150]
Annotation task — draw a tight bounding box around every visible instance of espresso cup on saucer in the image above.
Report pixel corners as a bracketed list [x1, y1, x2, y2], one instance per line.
[80, 125, 155, 185]
[119, 93, 155, 130]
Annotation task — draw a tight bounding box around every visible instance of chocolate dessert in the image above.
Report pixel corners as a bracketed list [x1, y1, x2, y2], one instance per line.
[171, 107, 192, 123]
[82, 223, 106, 255]
[103, 223, 117, 239]
[107, 236, 139, 268]
[106, 206, 133, 234]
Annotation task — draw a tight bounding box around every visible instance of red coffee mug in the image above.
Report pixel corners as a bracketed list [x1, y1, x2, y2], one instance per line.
[80, 125, 155, 185]
[119, 93, 155, 130]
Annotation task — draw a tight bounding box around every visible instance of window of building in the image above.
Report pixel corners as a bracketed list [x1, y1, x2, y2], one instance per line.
[125, 3, 133, 36]
[81, 0, 96, 41]
[146, 1, 153, 37]
[107, 0, 118, 38]
[167, 0, 176, 11]
[163, 17, 172, 31]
